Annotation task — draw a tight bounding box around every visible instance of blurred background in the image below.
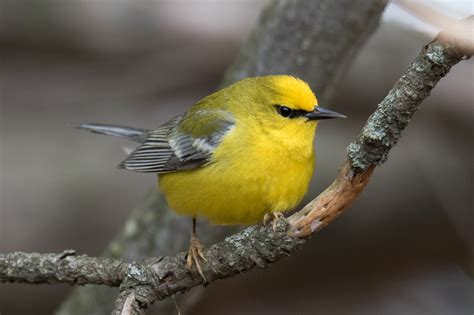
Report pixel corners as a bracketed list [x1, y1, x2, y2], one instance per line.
[0, 0, 473, 314]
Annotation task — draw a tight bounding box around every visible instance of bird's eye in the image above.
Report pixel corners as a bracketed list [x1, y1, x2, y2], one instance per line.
[277, 105, 293, 118]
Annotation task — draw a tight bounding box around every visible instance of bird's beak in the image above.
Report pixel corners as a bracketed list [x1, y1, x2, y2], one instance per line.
[304, 106, 347, 120]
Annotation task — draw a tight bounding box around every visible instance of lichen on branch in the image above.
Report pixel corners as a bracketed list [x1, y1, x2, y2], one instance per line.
[347, 39, 468, 171]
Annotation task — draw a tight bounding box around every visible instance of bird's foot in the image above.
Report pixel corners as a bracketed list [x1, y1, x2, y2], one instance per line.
[186, 234, 207, 282]
[263, 211, 285, 232]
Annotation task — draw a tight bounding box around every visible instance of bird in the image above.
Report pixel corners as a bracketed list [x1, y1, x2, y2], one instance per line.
[78, 75, 345, 280]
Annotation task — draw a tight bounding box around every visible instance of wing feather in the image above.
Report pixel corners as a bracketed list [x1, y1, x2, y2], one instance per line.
[120, 111, 234, 173]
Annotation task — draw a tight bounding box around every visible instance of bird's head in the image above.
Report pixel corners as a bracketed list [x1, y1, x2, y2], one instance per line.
[225, 75, 345, 145]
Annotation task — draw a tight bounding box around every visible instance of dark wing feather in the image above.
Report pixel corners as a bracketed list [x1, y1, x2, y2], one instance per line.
[120, 111, 235, 173]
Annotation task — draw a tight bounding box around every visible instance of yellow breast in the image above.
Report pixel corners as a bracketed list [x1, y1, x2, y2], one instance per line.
[158, 117, 316, 225]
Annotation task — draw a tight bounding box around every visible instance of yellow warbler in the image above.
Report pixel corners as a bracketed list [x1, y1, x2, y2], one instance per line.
[79, 75, 345, 278]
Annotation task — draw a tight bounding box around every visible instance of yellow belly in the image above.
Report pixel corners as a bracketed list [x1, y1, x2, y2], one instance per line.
[158, 125, 315, 225]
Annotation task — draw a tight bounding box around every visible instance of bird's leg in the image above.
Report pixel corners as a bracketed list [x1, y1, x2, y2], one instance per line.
[186, 217, 207, 281]
[263, 211, 284, 232]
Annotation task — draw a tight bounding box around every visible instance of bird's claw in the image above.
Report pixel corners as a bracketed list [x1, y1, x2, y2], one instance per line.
[186, 235, 207, 282]
[263, 212, 284, 232]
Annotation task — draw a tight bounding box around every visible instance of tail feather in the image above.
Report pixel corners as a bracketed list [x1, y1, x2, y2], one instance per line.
[76, 123, 150, 143]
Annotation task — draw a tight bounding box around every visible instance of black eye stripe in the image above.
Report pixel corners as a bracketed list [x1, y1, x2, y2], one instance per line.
[275, 105, 308, 118]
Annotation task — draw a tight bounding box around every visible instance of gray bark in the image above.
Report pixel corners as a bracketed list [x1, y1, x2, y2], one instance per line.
[0, 250, 123, 286]
[347, 39, 469, 171]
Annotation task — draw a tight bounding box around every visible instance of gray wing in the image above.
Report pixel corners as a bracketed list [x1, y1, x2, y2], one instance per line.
[120, 111, 235, 173]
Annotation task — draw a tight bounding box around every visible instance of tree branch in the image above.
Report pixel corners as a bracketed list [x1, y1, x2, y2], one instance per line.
[289, 28, 471, 236]
[0, 250, 123, 286]
[347, 36, 471, 172]
[1, 28, 470, 314]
